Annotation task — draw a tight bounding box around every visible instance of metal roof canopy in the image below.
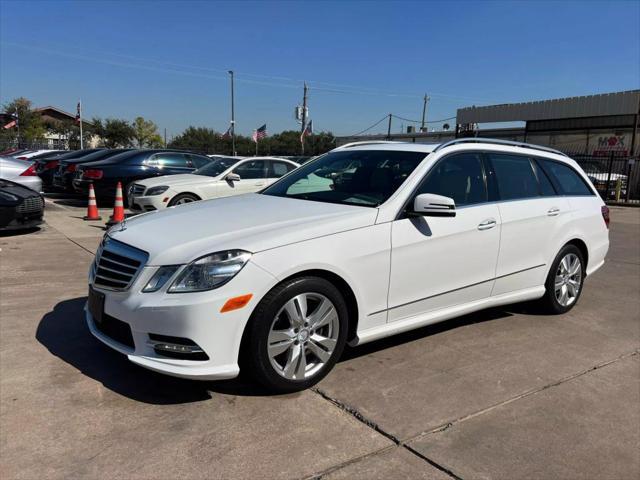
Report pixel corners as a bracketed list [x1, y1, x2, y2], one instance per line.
[457, 90, 640, 125]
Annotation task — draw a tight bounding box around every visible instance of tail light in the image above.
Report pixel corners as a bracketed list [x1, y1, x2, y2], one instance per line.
[45, 160, 59, 170]
[17, 156, 28, 160]
[601, 205, 610, 229]
[20, 164, 37, 176]
[83, 169, 103, 180]
[66, 164, 76, 173]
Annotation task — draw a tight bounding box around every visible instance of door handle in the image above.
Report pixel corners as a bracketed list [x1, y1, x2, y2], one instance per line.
[478, 219, 497, 231]
[254, 182, 265, 186]
[547, 207, 560, 216]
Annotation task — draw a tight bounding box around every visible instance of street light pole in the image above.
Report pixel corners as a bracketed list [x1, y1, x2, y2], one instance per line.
[421, 94, 430, 132]
[228, 70, 236, 156]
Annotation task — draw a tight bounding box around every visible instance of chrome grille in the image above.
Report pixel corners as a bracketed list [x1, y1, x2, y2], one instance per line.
[93, 237, 148, 291]
[130, 184, 146, 196]
[16, 196, 44, 213]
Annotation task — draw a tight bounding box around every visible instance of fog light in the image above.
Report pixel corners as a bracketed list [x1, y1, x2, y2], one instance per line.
[154, 343, 202, 353]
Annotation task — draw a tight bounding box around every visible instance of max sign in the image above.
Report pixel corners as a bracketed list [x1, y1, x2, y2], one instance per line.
[594, 135, 629, 156]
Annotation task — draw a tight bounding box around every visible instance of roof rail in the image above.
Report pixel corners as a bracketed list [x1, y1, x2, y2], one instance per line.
[337, 140, 401, 149]
[433, 138, 568, 157]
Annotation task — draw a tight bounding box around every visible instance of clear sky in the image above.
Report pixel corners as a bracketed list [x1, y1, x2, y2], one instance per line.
[1, 0, 638, 138]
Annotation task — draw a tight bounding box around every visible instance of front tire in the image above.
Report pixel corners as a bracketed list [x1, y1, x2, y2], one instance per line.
[539, 244, 585, 314]
[244, 277, 348, 393]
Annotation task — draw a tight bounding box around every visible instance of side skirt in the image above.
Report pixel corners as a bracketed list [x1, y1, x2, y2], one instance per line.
[351, 286, 545, 346]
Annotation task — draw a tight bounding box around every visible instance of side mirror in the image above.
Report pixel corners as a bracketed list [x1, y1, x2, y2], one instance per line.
[225, 173, 241, 182]
[412, 193, 456, 217]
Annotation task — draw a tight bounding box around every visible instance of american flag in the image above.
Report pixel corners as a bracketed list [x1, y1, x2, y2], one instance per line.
[3, 111, 18, 129]
[221, 125, 232, 139]
[75, 102, 81, 125]
[300, 120, 313, 143]
[252, 124, 267, 143]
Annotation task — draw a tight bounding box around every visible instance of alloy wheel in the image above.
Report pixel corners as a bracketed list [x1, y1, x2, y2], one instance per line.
[554, 253, 582, 307]
[267, 293, 339, 380]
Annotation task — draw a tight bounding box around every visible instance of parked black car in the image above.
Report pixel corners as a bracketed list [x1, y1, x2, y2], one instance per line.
[0, 179, 45, 231]
[52, 149, 133, 192]
[72, 150, 212, 200]
[35, 148, 107, 188]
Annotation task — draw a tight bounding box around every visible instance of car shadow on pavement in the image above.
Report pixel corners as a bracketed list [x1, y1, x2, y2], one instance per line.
[36, 297, 535, 403]
[36, 297, 217, 405]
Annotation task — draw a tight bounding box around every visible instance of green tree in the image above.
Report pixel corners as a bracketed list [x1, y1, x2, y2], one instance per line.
[169, 126, 232, 154]
[132, 116, 163, 148]
[92, 118, 134, 148]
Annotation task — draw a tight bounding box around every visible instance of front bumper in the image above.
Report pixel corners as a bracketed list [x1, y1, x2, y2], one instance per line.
[128, 193, 169, 212]
[86, 261, 277, 380]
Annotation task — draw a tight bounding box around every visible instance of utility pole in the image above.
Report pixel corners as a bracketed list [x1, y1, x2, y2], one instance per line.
[78, 100, 84, 149]
[421, 94, 430, 132]
[301, 82, 308, 154]
[164, 128, 167, 147]
[387, 114, 392, 140]
[228, 70, 236, 156]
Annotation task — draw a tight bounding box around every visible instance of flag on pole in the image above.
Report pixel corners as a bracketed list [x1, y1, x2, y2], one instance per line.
[221, 125, 232, 139]
[75, 102, 81, 125]
[300, 120, 313, 143]
[252, 124, 267, 143]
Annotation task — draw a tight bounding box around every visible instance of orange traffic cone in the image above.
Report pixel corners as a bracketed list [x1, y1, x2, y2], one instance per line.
[83, 184, 102, 221]
[106, 181, 126, 227]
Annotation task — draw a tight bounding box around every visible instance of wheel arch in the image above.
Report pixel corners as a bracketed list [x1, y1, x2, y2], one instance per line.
[169, 191, 202, 204]
[239, 268, 360, 359]
[564, 238, 589, 272]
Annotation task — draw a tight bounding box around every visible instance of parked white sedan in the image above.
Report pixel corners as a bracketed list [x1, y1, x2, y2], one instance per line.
[128, 156, 299, 211]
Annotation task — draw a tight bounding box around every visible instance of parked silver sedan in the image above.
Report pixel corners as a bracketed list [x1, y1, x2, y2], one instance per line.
[0, 156, 42, 192]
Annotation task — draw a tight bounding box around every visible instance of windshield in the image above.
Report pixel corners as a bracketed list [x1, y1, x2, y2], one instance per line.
[194, 158, 239, 177]
[262, 150, 427, 207]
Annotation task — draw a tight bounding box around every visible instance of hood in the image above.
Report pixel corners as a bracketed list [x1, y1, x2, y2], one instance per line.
[136, 173, 215, 189]
[108, 193, 378, 265]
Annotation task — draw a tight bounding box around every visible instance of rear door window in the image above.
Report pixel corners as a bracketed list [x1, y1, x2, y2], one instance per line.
[531, 159, 557, 196]
[538, 159, 594, 196]
[488, 153, 540, 201]
[269, 161, 296, 178]
[233, 160, 268, 179]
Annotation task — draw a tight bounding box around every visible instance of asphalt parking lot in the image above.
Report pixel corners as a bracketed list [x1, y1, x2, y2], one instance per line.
[1, 197, 639, 480]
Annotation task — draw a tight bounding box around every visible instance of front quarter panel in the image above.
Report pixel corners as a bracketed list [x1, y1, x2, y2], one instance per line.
[251, 221, 392, 333]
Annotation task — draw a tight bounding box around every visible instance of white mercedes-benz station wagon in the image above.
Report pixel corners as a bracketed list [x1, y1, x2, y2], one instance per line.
[87, 139, 610, 392]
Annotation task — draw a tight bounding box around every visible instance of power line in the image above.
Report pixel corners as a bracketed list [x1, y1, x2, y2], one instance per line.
[350, 115, 391, 136]
[1, 41, 499, 104]
[391, 114, 456, 124]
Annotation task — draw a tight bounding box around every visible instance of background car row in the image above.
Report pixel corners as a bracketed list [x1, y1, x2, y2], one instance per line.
[0, 146, 306, 230]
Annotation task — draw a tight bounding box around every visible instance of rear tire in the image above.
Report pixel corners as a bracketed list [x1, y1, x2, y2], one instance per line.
[243, 276, 348, 393]
[538, 244, 585, 314]
[168, 193, 199, 206]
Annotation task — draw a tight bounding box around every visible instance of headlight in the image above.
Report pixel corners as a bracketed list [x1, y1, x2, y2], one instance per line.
[146, 186, 169, 196]
[143, 265, 180, 292]
[168, 250, 251, 293]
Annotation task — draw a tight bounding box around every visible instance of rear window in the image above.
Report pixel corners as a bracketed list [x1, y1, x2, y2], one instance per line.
[488, 153, 539, 201]
[538, 159, 594, 196]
